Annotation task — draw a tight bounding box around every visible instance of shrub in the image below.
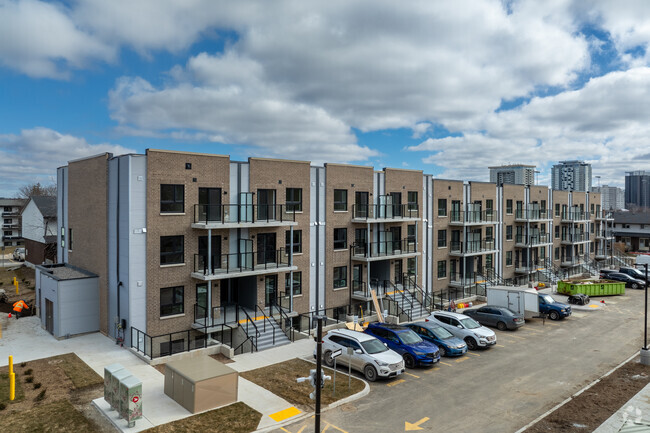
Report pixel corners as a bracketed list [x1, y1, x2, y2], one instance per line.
[24, 369, 33, 376]
[34, 389, 46, 402]
[20, 362, 27, 367]
[0, 402, 6, 410]
[25, 376, 34, 383]
[33, 383, 41, 390]
[0, 373, 7, 380]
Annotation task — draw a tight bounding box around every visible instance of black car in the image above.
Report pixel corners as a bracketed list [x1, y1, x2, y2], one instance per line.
[599, 269, 617, 279]
[604, 272, 646, 289]
[619, 267, 650, 282]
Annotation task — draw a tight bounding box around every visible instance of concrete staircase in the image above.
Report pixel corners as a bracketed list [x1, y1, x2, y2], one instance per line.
[388, 286, 429, 320]
[253, 317, 291, 352]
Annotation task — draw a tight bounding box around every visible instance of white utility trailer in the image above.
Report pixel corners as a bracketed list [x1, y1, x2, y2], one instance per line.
[486, 286, 539, 318]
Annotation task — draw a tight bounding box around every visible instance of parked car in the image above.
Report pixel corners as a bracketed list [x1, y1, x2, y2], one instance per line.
[538, 294, 572, 320]
[404, 322, 467, 357]
[619, 267, 650, 283]
[599, 269, 617, 279]
[364, 323, 440, 368]
[12, 247, 25, 261]
[425, 311, 497, 350]
[462, 305, 525, 330]
[604, 272, 646, 290]
[317, 329, 405, 382]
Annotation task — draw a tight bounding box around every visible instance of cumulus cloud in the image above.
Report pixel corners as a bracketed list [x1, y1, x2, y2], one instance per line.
[0, 127, 134, 196]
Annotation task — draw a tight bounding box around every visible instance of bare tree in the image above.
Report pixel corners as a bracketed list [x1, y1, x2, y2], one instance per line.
[15, 182, 57, 199]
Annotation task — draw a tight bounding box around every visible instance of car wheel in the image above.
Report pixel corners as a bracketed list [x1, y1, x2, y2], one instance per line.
[403, 353, 416, 369]
[496, 321, 507, 331]
[364, 365, 378, 382]
[464, 337, 478, 350]
[632, 283, 640, 290]
[549, 311, 560, 321]
[438, 346, 447, 357]
[323, 350, 334, 367]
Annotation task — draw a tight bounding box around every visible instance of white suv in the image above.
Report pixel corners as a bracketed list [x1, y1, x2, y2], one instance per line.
[317, 329, 405, 382]
[426, 311, 497, 350]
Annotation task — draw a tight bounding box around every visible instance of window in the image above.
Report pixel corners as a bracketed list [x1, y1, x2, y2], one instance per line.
[334, 189, 348, 211]
[438, 229, 447, 247]
[555, 203, 560, 217]
[506, 199, 513, 214]
[555, 226, 560, 239]
[506, 225, 512, 241]
[486, 199, 493, 210]
[160, 184, 184, 213]
[408, 191, 418, 211]
[285, 272, 302, 295]
[407, 225, 416, 243]
[590, 242, 594, 253]
[285, 230, 302, 254]
[286, 188, 302, 212]
[333, 266, 347, 288]
[68, 228, 73, 251]
[160, 286, 184, 317]
[3, 206, 11, 212]
[554, 247, 560, 260]
[438, 199, 447, 216]
[160, 236, 184, 265]
[3, 230, 11, 236]
[591, 223, 595, 233]
[3, 219, 10, 224]
[334, 228, 347, 250]
[407, 257, 416, 275]
[486, 226, 493, 239]
[437, 260, 447, 278]
[506, 251, 512, 266]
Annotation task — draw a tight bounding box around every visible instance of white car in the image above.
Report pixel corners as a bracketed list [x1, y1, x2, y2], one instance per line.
[425, 311, 497, 350]
[12, 248, 25, 261]
[316, 329, 405, 382]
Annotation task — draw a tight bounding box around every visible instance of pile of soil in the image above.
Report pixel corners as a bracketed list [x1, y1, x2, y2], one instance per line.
[528, 358, 650, 432]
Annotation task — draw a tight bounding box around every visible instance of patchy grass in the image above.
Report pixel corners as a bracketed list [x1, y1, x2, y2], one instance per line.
[0, 371, 25, 405]
[2, 399, 98, 433]
[52, 353, 103, 389]
[146, 402, 261, 433]
[241, 358, 365, 409]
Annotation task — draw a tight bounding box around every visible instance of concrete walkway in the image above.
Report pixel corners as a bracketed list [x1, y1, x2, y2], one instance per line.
[0, 313, 317, 432]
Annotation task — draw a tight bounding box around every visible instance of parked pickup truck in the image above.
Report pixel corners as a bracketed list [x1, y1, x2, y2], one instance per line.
[538, 294, 571, 320]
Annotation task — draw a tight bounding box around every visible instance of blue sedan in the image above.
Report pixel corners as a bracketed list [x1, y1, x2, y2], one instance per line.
[364, 322, 440, 368]
[406, 322, 468, 357]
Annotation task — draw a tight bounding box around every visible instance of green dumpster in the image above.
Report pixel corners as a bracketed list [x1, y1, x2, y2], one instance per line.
[557, 280, 625, 296]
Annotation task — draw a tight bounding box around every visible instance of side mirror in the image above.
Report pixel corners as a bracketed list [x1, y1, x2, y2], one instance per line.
[355, 349, 363, 354]
[457, 325, 463, 329]
[383, 342, 388, 347]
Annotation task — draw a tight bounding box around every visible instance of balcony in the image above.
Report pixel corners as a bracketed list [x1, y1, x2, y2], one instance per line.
[1, 211, 18, 217]
[595, 230, 615, 240]
[515, 233, 552, 248]
[351, 204, 419, 223]
[192, 204, 297, 229]
[449, 210, 498, 226]
[594, 249, 609, 260]
[560, 257, 584, 267]
[449, 238, 497, 256]
[1, 235, 21, 241]
[561, 211, 590, 223]
[595, 211, 615, 221]
[2, 223, 18, 229]
[514, 260, 545, 274]
[191, 249, 296, 280]
[560, 233, 590, 244]
[515, 209, 552, 222]
[351, 239, 418, 262]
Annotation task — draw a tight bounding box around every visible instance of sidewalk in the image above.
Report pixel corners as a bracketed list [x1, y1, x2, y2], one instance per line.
[0, 313, 321, 432]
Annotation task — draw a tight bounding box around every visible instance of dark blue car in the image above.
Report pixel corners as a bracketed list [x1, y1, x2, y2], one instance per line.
[405, 322, 468, 357]
[364, 323, 440, 368]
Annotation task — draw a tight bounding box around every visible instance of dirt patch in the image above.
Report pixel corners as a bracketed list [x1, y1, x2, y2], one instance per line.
[241, 358, 365, 411]
[146, 401, 261, 433]
[527, 358, 650, 432]
[0, 266, 36, 314]
[210, 353, 234, 364]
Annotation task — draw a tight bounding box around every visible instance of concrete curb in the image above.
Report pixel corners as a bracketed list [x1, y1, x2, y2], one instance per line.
[514, 351, 641, 433]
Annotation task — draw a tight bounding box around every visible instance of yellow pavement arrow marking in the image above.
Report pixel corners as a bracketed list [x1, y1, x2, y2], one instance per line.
[405, 417, 430, 431]
[324, 421, 349, 432]
[387, 379, 406, 387]
[405, 372, 420, 378]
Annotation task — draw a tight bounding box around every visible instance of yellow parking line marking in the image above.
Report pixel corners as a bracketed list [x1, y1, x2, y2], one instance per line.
[439, 361, 453, 366]
[496, 344, 505, 348]
[455, 357, 468, 363]
[424, 367, 440, 373]
[509, 334, 526, 340]
[280, 427, 305, 433]
[323, 422, 349, 433]
[387, 379, 406, 387]
[270, 407, 302, 422]
[405, 372, 420, 378]
[468, 352, 480, 357]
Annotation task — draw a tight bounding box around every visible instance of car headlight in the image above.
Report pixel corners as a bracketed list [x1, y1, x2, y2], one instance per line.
[374, 360, 388, 367]
[413, 351, 427, 356]
[560, 309, 565, 312]
[474, 333, 485, 339]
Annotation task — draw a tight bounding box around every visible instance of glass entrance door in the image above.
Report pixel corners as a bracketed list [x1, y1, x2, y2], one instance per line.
[196, 284, 208, 319]
[257, 189, 276, 221]
[257, 233, 276, 265]
[265, 275, 278, 307]
[198, 187, 222, 222]
[353, 264, 363, 294]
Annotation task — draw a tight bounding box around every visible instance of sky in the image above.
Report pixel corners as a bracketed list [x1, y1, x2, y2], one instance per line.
[1, 0, 650, 197]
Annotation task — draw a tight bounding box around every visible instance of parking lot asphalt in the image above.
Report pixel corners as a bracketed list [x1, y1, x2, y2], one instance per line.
[275, 289, 646, 433]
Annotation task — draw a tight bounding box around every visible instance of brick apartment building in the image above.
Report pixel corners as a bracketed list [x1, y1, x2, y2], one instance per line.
[49, 150, 612, 357]
[1, 198, 25, 248]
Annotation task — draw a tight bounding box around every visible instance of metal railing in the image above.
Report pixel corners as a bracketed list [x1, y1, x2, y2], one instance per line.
[560, 233, 589, 243]
[450, 210, 498, 224]
[194, 248, 290, 275]
[295, 307, 348, 336]
[194, 203, 296, 225]
[236, 306, 259, 354]
[515, 208, 552, 220]
[351, 203, 419, 220]
[515, 233, 551, 246]
[131, 326, 210, 359]
[561, 210, 590, 222]
[450, 238, 496, 254]
[352, 238, 417, 259]
[269, 300, 295, 343]
[595, 210, 615, 220]
[403, 273, 441, 312]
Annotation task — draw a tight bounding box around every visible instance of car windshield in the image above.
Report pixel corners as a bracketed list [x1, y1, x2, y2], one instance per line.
[361, 339, 388, 354]
[398, 329, 423, 345]
[540, 294, 555, 304]
[629, 269, 644, 277]
[430, 326, 454, 340]
[459, 318, 481, 329]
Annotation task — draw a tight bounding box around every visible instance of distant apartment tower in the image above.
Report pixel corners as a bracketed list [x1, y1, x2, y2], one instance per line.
[625, 171, 650, 208]
[591, 185, 625, 211]
[551, 160, 592, 191]
[488, 164, 535, 186]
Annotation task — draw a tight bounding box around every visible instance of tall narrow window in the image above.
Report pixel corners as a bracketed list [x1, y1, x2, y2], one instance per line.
[285, 230, 302, 254]
[407, 191, 418, 211]
[437, 260, 447, 278]
[285, 272, 302, 295]
[68, 228, 73, 251]
[286, 188, 302, 212]
[160, 286, 184, 317]
[438, 199, 447, 216]
[334, 189, 348, 211]
[506, 199, 513, 214]
[333, 266, 347, 288]
[334, 228, 347, 250]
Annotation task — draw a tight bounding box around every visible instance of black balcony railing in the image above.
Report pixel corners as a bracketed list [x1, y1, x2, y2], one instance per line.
[515, 233, 551, 246]
[561, 210, 590, 221]
[450, 210, 498, 224]
[131, 326, 212, 359]
[352, 238, 417, 259]
[450, 238, 496, 254]
[515, 208, 551, 220]
[352, 203, 419, 220]
[193, 204, 296, 225]
[194, 248, 290, 276]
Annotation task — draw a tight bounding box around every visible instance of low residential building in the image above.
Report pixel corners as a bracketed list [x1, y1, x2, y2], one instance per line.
[21, 196, 57, 264]
[0, 197, 25, 248]
[612, 211, 650, 252]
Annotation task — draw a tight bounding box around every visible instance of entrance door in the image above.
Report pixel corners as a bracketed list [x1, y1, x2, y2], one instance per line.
[394, 261, 403, 285]
[451, 200, 461, 222]
[355, 228, 368, 256]
[45, 299, 54, 335]
[265, 275, 278, 307]
[198, 235, 221, 271]
[390, 226, 402, 253]
[257, 233, 276, 265]
[353, 264, 363, 293]
[198, 187, 222, 222]
[355, 191, 369, 218]
[257, 189, 276, 221]
[390, 192, 402, 217]
[196, 284, 208, 319]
